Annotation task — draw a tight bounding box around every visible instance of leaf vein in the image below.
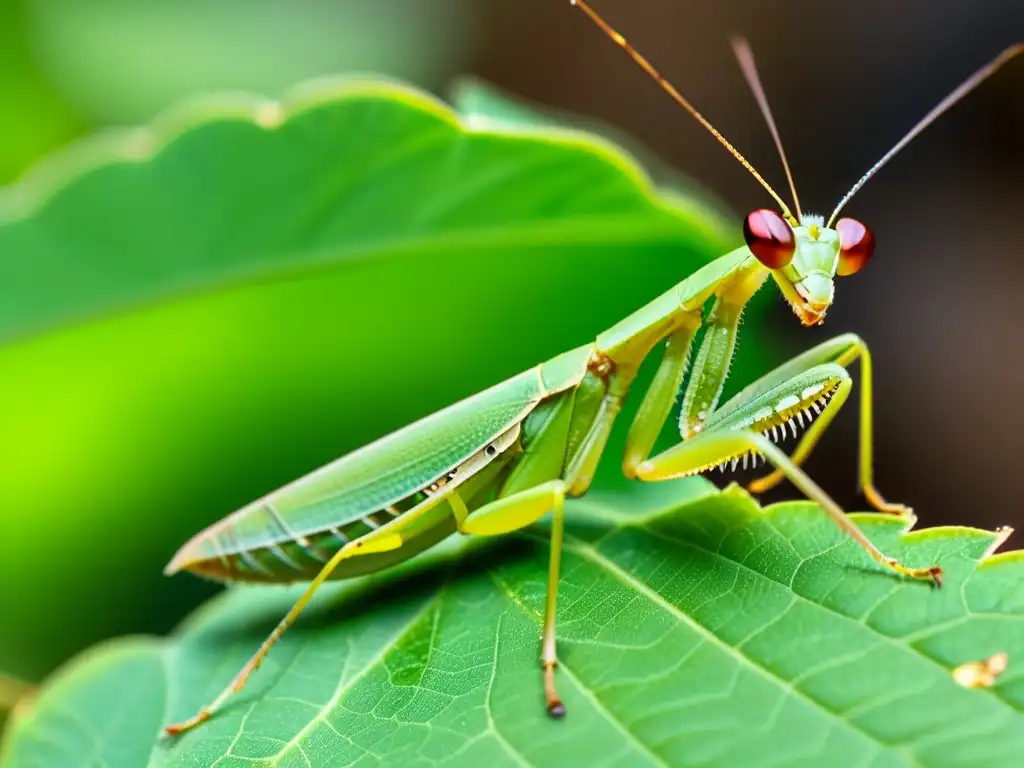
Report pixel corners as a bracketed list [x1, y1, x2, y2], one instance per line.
[566, 535, 897, 758]
[269, 585, 444, 762]
[637, 522, 1023, 715]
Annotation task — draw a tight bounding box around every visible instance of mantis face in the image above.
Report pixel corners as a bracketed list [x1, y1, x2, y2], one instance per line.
[743, 208, 875, 326]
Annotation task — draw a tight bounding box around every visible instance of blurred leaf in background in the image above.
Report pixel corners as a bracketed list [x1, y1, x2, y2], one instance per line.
[0, 0, 84, 183]
[26, 0, 479, 125]
[0, 76, 754, 689]
[453, 78, 734, 221]
[0, 0, 480, 184]
[0, 0, 480, 686]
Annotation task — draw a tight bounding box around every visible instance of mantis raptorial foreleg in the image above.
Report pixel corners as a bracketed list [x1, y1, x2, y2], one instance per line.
[681, 266, 771, 435]
[741, 333, 908, 515]
[611, 267, 938, 585]
[620, 260, 766, 477]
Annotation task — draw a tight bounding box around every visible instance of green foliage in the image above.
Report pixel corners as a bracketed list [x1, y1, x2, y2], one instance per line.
[0, 78, 745, 680]
[4, 480, 1022, 767]
[0, 78, 728, 341]
[451, 79, 735, 221]
[0, 0, 84, 183]
[27, 0, 478, 124]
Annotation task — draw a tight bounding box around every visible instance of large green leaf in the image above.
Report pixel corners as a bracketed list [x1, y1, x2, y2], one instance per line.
[0, 77, 747, 680]
[4, 480, 1021, 767]
[0, 77, 727, 341]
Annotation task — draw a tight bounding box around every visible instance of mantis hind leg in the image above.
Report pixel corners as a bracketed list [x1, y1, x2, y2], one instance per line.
[164, 528, 405, 736]
[727, 333, 909, 515]
[635, 429, 941, 586]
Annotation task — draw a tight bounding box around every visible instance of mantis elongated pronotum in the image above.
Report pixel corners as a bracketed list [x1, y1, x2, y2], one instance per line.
[163, 0, 1022, 735]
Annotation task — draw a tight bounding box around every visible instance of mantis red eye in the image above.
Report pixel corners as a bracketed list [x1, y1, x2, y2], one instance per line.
[743, 209, 795, 268]
[835, 217, 875, 275]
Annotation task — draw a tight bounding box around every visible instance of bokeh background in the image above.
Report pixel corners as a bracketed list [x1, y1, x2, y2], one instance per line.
[1, 0, 1021, 693]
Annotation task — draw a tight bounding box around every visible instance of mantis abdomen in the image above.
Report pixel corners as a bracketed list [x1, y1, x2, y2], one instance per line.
[171, 356, 608, 584]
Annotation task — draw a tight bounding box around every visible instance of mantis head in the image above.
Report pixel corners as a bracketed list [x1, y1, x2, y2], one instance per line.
[568, 0, 1020, 327]
[723, 36, 1014, 328]
[743, 210, 874, 327]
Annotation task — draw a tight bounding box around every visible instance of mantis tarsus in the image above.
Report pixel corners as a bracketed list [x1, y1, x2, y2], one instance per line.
[163, 0, 1022, 735]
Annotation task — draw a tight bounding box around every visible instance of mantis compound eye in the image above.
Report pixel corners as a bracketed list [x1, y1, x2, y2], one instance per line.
[835, 217, 875, 275]
[743, 209, 796, 268]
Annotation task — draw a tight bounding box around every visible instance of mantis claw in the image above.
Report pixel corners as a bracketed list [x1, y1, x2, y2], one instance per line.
[543, 660, 565, 718]
[164, 710, 210, 737]
[870, 499, 914, 517]
[863, 485, 913, 517]
[882, 558, 942, 587]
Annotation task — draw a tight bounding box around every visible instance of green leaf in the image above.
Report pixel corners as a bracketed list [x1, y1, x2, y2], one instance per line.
[29, 0, 479, 124]
[5, 481, 1022, 767]
[0, 1, 84, 183]
[0, 77, 729, 342]
[0, 76, 744, 680]
[450, 78, 735, 225]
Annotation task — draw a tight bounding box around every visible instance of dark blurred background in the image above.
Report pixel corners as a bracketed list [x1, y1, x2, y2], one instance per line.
[1, 0, 1021, 688]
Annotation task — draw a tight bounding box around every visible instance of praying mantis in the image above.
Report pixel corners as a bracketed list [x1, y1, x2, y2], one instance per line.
[163, 0, 1022, 735]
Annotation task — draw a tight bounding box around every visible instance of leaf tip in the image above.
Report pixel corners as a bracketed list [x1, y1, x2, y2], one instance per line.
[982, 524, 1015, 561]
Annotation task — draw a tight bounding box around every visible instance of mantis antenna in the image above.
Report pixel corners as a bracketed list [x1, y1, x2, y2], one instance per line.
[828, 43, 1023, 227]
[568, 0, 799, 226]
[731, 38, 803, 222]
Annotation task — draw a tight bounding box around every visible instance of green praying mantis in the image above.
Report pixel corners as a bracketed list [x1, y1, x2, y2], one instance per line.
[163, 0, 1023, 735]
